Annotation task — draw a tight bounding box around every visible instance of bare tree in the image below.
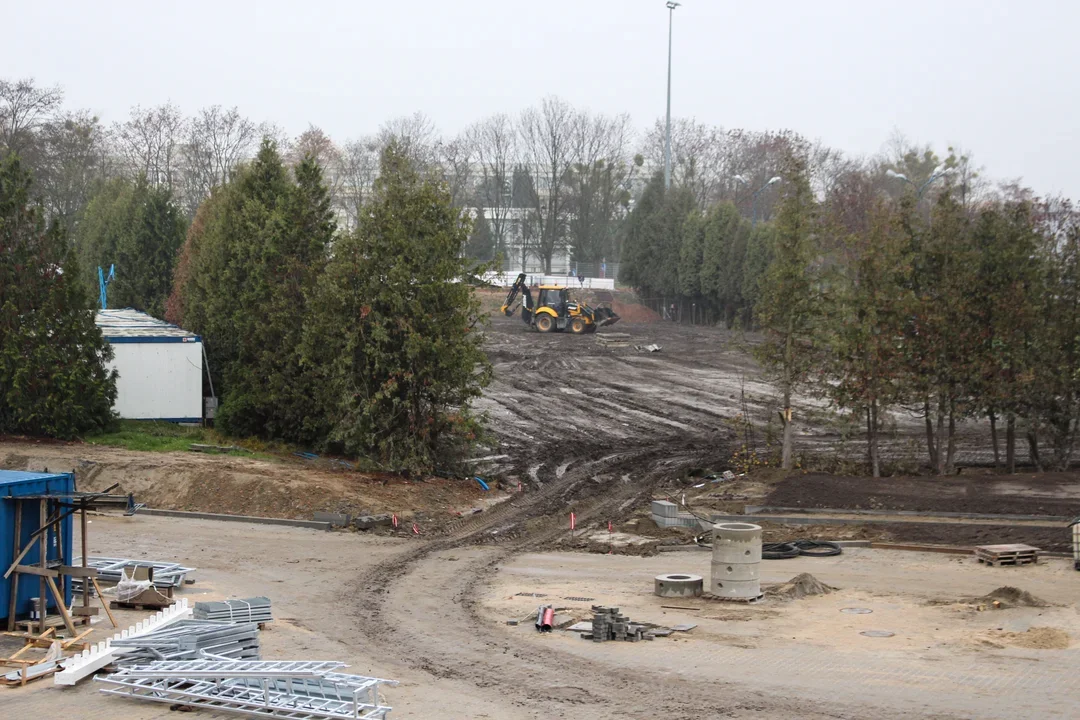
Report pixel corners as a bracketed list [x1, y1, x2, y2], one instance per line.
[376, 112, 438, 168]
[179, 105, 258, 215]
[565, 111, 636, 270]
[438, 133, 474, 210]
[112, 103, 186, 190]
[34, 110, 113, 229]
[517, 97, 578, 273]
[466, 114, 518, 267]
[336, 136, 379, 231]
[0, 77, 63, 157]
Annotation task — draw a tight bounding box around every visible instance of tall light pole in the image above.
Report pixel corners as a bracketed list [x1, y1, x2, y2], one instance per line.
[886, 165, 955, 199]
[664, 1, 680, 189]
[736, 175, 781, 227]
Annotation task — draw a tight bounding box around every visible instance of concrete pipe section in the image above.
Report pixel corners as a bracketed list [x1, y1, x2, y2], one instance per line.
[654, 573, 704, 598]
[711, 522, 763, 599]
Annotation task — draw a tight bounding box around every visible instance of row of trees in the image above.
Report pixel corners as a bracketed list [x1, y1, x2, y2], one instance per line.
[3, 76, 848, 279]
[643, 148, 1080, 476]
[167, 140, 489, 470]
[0, 155, 116, 437]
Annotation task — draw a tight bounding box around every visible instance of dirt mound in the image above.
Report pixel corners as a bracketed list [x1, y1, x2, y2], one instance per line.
[979, 627, 1070, 650]
[765, 573, 836, 600]
[964, 586, 1050, 608]
[610, 301, 660, 324]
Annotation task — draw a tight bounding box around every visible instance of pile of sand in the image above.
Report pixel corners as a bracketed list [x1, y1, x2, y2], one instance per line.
[765, 573, 837, 601]
[979, 627, 1070, 650]
[963, 586, 1050, 609]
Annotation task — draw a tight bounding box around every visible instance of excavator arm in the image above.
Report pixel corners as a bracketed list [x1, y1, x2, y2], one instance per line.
[500, 273, 534, 324]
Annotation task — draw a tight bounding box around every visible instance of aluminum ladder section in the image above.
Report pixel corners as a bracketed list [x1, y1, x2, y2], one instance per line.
[118, 659, 347, 678]
[97, 663, 398, 719]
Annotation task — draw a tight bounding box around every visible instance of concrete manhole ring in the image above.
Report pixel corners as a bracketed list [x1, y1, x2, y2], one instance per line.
[841, 607, 873, 614]
[860, 630, 895, 638]
[654, 573, 704, 598]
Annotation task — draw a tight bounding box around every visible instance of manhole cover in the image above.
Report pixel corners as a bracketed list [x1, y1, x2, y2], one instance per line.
[841, 608, 873, 614]
[860, 630, 895, 638]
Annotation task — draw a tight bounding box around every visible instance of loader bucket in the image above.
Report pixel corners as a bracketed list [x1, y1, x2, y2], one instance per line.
[594, 306, 620, 327]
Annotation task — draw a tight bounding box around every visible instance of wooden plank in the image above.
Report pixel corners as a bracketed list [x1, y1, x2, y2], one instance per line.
[6, 499, 22, 631]
[57, 566, 99, 578]
[43, 576, 77, 637]
[91, 578, 118, 628]
[871, 542, 974, 555]
[12, 566, 59, 578]
[38, 499, 46, 635]
[71, 606, 98, 617]
[60, 628, 92, 649]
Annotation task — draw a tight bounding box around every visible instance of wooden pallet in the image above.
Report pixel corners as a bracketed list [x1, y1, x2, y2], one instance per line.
[975, 543, 1039, 567]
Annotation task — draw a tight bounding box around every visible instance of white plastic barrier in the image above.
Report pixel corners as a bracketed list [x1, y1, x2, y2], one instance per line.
[481, 272, 616, 290]
[54, 598, 193, 686]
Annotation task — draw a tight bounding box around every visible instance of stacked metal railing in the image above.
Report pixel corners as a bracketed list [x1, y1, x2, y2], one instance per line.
[97, 659, 397, 719]
[194, 597, 272, 624]
[111, 620, 260, 666]
[71, 556, 195, 592]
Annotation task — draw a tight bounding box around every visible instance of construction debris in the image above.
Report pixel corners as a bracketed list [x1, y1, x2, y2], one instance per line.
[535, 605, 555, 632]
[73, 557, 195, 590]
[595, 332, 631, 348]
[589, 606, 653, 642]
[764, 573, 837, 601]
[194, 597, 272, 625]
[975, 543, 1040, 567]
[961, 586, 1050, 608]
[97, 659, 398, 719]
[635, 344, 663, 352]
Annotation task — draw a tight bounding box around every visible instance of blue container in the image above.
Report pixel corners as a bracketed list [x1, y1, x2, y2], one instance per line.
[0, 471, 75, 623]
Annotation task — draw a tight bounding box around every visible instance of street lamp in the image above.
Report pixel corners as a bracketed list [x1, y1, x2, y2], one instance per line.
[740, 175, 781, 227]
[664, 1, 680, 190]
[886, 166, 955, 199]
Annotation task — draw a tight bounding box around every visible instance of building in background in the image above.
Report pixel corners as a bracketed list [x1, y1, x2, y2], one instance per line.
[95, 309, 204, 422]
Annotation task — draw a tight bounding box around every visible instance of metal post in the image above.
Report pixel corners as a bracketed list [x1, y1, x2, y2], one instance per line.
[664, 2, 680, 189]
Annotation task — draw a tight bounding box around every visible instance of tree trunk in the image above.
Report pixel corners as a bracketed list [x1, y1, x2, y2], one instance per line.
[945, 407, 957, 475]
[868, 401, 880, 478]
[924, 399, 938, 472]
[1027, 430, 1042, 472]
[989, 410, 1000, 468]
[933, 395, 947, 475]
[781, 386, 794, 471]
[1005, 414, 1016, 474]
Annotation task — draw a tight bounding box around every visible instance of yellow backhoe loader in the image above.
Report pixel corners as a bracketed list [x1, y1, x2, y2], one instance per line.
[500, 273, 620, 334]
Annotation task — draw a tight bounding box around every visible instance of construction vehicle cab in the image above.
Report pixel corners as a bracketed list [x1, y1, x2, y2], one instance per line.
[500, 273, 619, 334]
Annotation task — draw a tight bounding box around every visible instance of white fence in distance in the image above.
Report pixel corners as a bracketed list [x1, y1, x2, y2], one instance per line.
[481, 272, 616, 290]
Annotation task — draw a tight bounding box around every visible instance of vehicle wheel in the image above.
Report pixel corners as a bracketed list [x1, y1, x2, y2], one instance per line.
[536, 315, 554, 333]
[569, 317, 587, 334]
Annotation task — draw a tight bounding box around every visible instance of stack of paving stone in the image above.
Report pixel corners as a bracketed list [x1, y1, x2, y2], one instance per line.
[587, 606, 653, 643]
[194, 597, 273, 625]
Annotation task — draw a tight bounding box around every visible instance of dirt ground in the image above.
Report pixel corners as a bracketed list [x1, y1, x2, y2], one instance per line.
[768, 471, 1080, 516]
[6, 515, 1079, 719]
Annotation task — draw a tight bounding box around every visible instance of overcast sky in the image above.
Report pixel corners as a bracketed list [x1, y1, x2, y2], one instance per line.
[5, 0, 1077, 197]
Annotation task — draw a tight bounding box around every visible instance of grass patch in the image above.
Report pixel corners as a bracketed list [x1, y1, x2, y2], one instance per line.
[84, 420, 279, 461]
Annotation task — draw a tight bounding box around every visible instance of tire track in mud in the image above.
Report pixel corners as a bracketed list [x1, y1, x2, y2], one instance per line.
[342, 321, 953, 719]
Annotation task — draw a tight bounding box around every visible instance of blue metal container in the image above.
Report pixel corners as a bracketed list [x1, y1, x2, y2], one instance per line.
[0, 471, 75, 623]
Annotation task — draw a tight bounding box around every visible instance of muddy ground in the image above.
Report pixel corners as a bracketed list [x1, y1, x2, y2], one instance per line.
[767, 471, 1080, 517]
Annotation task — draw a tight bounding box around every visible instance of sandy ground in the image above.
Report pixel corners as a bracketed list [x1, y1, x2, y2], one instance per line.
[6, 515, 1080, 719]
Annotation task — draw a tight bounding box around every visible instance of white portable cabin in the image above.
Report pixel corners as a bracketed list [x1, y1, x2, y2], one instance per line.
[95, 309, 204, 422]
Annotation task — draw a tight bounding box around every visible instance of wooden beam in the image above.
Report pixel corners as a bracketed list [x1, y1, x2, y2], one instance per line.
[91, 578, 117, 628]
[6, 499, 22, 631]
[57, 566, 98, 578]
[38, 499, 47, 634]
[71, 606, 98, 617]
[43, 576, 76, 637]
[12, 566, 58, 578]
